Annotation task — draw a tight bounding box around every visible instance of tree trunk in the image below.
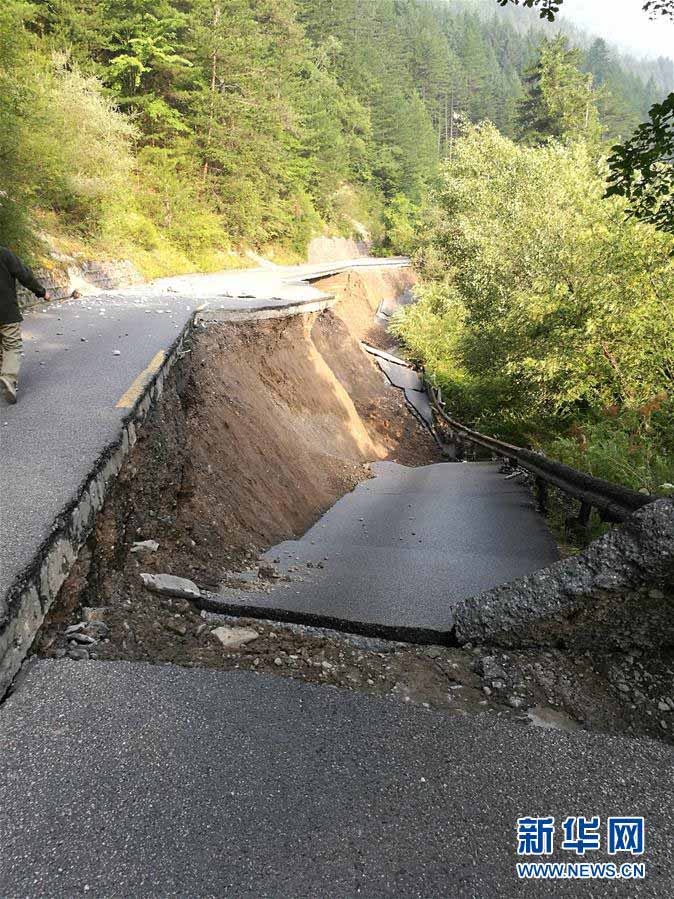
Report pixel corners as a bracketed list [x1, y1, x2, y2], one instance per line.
[203, 2, 222, 178]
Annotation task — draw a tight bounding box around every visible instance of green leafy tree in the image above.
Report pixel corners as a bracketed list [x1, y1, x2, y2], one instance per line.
[2, 0, 668, 265]
[517, 36, 600, 144]
[0, 0, 41, 251]
[584, 39, 650, 141]
[393, 124, 674, 487]
[1, 2, 135, 252]
[497, 0, 674, 235]
[606, 93, 674, 236]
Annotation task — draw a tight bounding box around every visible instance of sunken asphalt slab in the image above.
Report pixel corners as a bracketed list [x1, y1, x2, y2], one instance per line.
[0, 258, 406, 609]
[208, 461, 560, 638]
[376, 358, 424, 392]
[0, 659, 671, 898]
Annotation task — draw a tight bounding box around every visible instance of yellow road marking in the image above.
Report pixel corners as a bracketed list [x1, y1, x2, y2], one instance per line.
[115, 350, 166, 409]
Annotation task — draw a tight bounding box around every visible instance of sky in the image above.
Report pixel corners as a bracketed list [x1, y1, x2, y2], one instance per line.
[557, 0, 674, 59]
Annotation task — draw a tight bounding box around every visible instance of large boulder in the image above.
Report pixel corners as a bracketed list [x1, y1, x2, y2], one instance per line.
[453, 499, 674, 651]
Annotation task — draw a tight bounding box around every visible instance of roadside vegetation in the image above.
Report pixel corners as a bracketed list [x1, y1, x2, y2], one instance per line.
[392, 28, 674, 496]
[1, 0, 669, 276]
[2, 0, 672, 491]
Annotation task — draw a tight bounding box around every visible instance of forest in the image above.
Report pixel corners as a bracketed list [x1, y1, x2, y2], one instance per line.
[1, 0, 670, 273]
[1, 0, 672, 495]
[390, 2, 674, 500]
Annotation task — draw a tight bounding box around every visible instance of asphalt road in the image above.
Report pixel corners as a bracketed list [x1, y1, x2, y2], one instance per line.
[0, 258, 405, 607]
[1, 258, 671, 897]
[0, 660, 670, 898]
[211, 461, 559, 638]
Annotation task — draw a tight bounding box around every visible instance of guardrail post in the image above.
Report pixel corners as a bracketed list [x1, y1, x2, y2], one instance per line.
[445, 430, 464, 462]
[535, 477, 548, 514]
[578, 501, 592, 528]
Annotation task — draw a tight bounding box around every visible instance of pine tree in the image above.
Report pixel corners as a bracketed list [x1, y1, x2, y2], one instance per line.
[517, 36, 600, 144]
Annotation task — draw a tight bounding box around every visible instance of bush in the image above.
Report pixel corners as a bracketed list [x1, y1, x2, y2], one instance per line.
[381, 194, 420, 255]
[0, 24, 137, 255]
[0, 2, 44, 255]
[548, 404, 674, 494]
[31, 55, 137, 231]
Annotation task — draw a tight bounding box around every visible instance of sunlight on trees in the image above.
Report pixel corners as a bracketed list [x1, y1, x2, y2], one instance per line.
[2, 0, 668, 268]
[392, 124, 674, 490]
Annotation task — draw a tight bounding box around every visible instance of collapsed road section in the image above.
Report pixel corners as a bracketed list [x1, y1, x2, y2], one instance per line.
[0, 258, 412, 695]
[24, 263, 674, 750]
[33, 267, 448, 654]
[2, 257, 674, 898]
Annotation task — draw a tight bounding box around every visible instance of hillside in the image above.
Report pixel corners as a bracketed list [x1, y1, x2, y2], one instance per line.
[0, 0, 668, 275]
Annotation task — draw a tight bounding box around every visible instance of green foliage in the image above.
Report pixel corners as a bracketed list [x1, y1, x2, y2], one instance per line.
[606, 92, 674, 236]
[380, 195, 421, 255]
[0, 1, 38, 252]
[498, 0, 674, 237]
[32, 55, 137, 229]
[393, 124, 674, 490]
[547, 406, 674, 494]
[0, 5, 135, 254]
[583, 39, 655, 142]
[517, 37, 600, 144]
[1, 0, 670, 266]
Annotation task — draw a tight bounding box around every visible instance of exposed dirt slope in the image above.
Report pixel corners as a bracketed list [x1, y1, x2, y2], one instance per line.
[317, 268, 415, 349]
[182, 316, 382, 555]
[180, 267, 435, 556]
[310, 268, 426, 464]
[37, 266, 439, 627]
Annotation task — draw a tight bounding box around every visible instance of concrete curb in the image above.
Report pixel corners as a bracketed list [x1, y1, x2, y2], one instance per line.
[0, 319, 195, 696]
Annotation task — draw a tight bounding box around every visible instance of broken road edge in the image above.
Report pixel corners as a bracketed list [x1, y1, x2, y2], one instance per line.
[0, 292, 343, 699]
[2, 273, 673, 698]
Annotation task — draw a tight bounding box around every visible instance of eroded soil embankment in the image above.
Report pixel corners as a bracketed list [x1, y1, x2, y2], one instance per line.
[36, 268, 439, 641]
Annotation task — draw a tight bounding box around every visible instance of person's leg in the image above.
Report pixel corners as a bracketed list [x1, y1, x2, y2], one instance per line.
[0, 323, 22, 402]
[0, 322, 22, 384]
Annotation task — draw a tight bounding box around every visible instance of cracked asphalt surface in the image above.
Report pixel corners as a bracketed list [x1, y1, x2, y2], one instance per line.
[3, 256, 671, 897]
[210, 461, 559, 636]
[0, 660, 671, 897]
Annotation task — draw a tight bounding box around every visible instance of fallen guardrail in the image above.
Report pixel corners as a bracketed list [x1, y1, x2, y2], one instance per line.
[425, 380, 655, 524]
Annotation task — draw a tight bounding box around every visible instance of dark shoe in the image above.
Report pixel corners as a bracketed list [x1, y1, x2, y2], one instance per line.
[0, 376, 17, 404]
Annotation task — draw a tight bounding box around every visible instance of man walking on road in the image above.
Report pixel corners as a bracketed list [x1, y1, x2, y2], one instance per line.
[0, 246, 50, 404]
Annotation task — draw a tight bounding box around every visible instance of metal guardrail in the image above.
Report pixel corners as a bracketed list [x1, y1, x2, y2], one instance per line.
[425, 381, 655, 524]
